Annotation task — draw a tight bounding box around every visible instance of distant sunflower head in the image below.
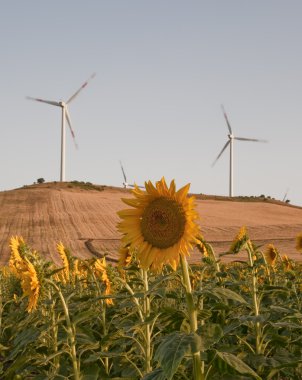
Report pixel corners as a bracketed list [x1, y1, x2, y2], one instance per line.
[229, 227, 250, 254]
[118, 245, 133, 268]
[264, 244, 278, 267]
[281, 255, 292, 271]
[196, 235, 209, 258]
[9, 236, 25, 260]
[9, 236, 27, 277]
[20, 258, 40, 313]
[117, 177, 200, 272]
[296, 233, 302, 252]
[93, 258, 113, 306]
[71, 258, 87, 283]
[56, 242, 70, 283]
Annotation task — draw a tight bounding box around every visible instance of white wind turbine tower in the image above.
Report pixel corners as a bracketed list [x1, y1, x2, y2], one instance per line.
[27, 73, 96, 182]
[212, 105, 268, 197]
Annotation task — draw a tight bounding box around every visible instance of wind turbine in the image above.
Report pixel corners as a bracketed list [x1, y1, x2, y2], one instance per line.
[27, 73, 96, 182]
[119, 161, 144, 189]
[212, 105, 267, 197]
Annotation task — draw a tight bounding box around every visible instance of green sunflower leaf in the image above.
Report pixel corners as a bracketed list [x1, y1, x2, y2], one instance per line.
[142, 368, 166, 380]
[211, 287, 247, 304]
[154, 332, 201, 379]
[216, 351, 261, 379]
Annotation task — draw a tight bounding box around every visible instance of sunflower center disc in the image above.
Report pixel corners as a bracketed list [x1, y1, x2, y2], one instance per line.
[140, 197, 186, 249]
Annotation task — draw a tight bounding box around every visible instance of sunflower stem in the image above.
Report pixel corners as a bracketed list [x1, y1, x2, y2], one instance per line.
[46, 279, 80, 380]
[261, 251, 273, 285]
[48, 289, 60, 375]
[91, 271, 110, 374]
[116, 277, 144, 323]
[246, 246, 262, 355]
[101, 301, 109, 374]
[180, 254, 203, 380]
[0, 277, 2, 337]
[141, 268, 152, 374]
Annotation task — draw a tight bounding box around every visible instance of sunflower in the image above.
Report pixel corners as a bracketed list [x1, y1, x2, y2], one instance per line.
[93, 258, 113, 306]
[20, 258, 40, 313]
[296, 233, 302, 252]
[9, 236, 26, 277]
[9, 236, 24, 260]
[118, 245, 133, 268]
[56, 242, 70, 283]
[72, 259, 81, 282]
[196, 236, 209, 258]
[264, 244, 278, 267]
[281, 255, 292, 271]
[117, 177, 200, 272]
[229, 226, 250, 254]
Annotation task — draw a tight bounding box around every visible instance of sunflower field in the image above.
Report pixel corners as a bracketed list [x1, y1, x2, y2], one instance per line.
[1, 178, 302, 380]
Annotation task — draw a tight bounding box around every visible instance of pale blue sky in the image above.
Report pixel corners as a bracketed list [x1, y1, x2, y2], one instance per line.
[1, 1, 302, 205]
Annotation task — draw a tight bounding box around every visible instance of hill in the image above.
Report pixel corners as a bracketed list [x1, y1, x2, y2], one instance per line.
[0, 181, 301, 265]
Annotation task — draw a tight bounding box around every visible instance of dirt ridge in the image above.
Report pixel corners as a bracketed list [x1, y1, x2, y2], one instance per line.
[0, 182, 301, 265]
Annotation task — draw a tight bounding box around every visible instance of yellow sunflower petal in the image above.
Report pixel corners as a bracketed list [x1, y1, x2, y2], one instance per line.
[175, 183, 191, 202]
[20, 259, 40, 313]
[144, 181, 159, 196]
[121, 197, 142, 208]
[156, 177, 170, 196]
[118, 208, 143, 217]
[169, 179, 176, 195]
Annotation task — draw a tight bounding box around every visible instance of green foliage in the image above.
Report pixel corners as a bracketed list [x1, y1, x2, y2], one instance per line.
[1, 238, 302, 379]
[154, 332, 201, 379]
[68, 180, 104, 191]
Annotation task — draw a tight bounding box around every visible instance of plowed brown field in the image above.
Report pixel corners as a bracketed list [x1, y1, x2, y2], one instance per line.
[1, 182, 302, 266]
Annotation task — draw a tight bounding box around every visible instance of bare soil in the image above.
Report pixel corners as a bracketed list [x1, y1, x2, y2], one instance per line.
[0, 182, 301, 266]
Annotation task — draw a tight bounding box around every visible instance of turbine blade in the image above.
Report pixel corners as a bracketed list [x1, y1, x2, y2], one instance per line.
[119, 161, 127, 183]
[128, 184, 145, 189]
[66, 73, 96, 104]
[212, 140, 230, 167]
[26, 96, 60, 107]
[221, 104, 233, 134]
[235, 137, 268, 143]
[282, 188, 289, 202]
[65, 107, 78, 149]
